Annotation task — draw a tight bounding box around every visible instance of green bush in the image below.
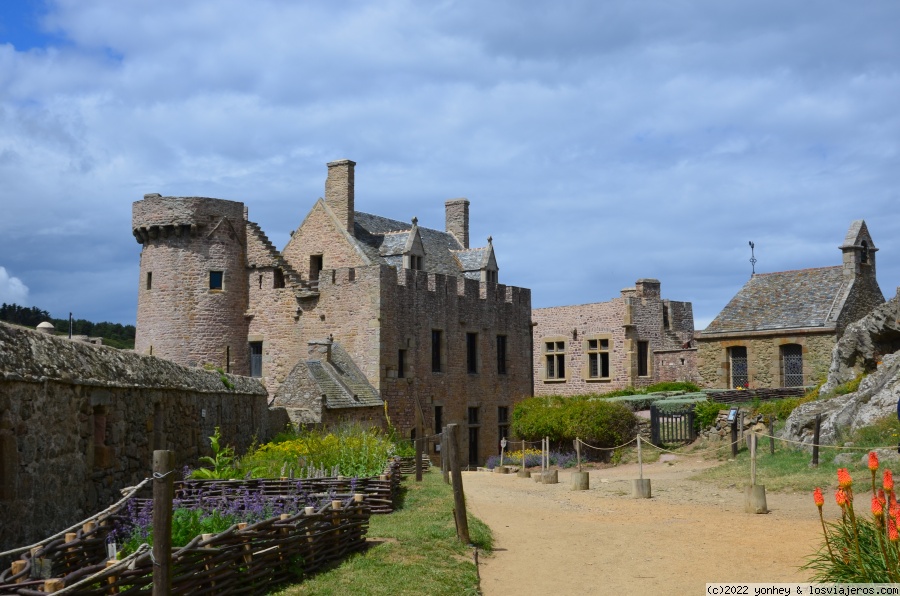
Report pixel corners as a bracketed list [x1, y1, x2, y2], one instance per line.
[645, 381, 701, 393]
[832, 372, 866, 396]
[511, 396, 637, 448]
[693, 400, 722, 431]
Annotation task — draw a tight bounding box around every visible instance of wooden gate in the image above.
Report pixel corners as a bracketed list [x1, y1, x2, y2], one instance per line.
[650, 405, 697, 446]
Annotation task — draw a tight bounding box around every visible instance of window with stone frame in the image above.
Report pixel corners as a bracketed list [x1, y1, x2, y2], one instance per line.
[146, 272, 152, 290]
[780, 344, 803, 387]
[637, 341, 649, 377]
[466, 332, 478, 374]
[584, 336, 611, 380]
[496, 335, 508, 375]
[209, 270, 224, 291]
[729, 346, 748, 389]
[406, 254, 423, 271]
[497, 406, 509, 449]
[249, 342, 263, 378]
[431, 329, 443, 373]
[484, 269, 498, 283]
[273, 268, 285, 289]
[543, 338, 566, 381]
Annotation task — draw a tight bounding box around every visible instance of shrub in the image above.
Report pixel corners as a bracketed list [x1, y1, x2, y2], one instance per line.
[693, 400, 723, 431]
[645, 381, 701, 393]
[832, 372, 866, 396]
[511, 396, 637, 448]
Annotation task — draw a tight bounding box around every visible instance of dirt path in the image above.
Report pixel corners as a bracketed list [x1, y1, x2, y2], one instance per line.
[463, 457, 822, 596]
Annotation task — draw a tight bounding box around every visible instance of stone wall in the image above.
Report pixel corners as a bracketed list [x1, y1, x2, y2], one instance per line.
[696, 331, 834, 389]
[532, 280, 696, 395]
[0, 322, 269, 550]
[378, 266, 533, 466]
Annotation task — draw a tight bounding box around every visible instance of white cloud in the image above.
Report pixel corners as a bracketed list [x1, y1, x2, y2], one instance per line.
[0, 266, 29, 305]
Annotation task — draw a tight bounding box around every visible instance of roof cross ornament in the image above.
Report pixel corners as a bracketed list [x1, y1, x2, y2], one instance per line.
[749, 241, 757, 277]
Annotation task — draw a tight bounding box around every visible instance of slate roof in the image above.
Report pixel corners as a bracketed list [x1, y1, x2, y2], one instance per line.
[702, 266, 847, 334]
[304, 342, 383, 409]
[353, 211, 491, 277]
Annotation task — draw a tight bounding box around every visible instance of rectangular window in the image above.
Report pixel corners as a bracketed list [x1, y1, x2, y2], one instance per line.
[249, 341, 263, 378]
[466, 332, 478, 374]
[431, 329, 443, 372]
[781, 344, 804, 387]
[146, 272, 152, 290]
[434, 405, 443, 434]
[468, 407, 480, 468]
[637, 341, 649, 377]
[310, 255, 323, 281]
[586, 338, 611, 379]
[498, 406, 509, 448]
[496, 335, 507, 375]
[273, 268, 285, 289]
[398, 349, 406, 379]
[544, 340, 566, 380]
[730, 346, 748, 389]
[409, 255, 423, 270]
[209, 270, 224, 290]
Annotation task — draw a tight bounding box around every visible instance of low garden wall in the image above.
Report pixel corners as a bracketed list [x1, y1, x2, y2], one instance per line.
[0, 462, 404, 594]
[0, 322, 272, 551]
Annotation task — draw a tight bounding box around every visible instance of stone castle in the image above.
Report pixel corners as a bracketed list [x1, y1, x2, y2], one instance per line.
[132, 159, 532, 467]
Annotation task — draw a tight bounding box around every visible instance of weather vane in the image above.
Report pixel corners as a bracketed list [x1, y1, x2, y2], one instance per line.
[749, 241, 757, 277]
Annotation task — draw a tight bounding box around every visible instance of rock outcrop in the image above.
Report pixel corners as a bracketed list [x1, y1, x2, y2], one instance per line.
[783, 291, 900, 446]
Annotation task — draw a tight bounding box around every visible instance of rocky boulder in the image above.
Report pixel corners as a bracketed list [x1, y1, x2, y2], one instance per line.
[783, 292, 900, 446]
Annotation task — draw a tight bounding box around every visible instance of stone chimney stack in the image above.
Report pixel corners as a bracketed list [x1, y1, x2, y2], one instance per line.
[325, 159, 356, 234]
[445, 198, 469, 249]
[308, 338, 333, 363]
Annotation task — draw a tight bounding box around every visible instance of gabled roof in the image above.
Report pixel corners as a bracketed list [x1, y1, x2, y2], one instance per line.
[353, 211, 493, 277]
[702, 267, 846, 334]
[303, 342, 383, 409]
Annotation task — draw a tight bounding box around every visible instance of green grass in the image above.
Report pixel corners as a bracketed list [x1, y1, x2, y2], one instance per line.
[692, 415, 900, 493]
[272, 471, 492, 596]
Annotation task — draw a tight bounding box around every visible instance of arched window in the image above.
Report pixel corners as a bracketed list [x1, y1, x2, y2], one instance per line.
[781, 344, 804, 387]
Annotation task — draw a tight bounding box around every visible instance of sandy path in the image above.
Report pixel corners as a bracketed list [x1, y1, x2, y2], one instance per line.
[463, 458, 822, 596]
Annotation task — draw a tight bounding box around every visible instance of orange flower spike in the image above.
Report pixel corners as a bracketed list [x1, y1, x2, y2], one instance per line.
[885, 469, 894, 492]
[835, 488, 848, 507]
[879, 489, 886, 505]
[869, 451, 880, 472]
[813, 487, 825, 508]
[873, 496, 884, 516]
[890, 518, 899, 542]
[837, 468, 853, 489]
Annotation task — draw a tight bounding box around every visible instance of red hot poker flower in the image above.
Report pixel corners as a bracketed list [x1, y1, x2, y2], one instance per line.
[879, 489, 887, 505]
[885, 469, 894, 492]
[835, 488, 848, 507]
[873, 496, 884, 516]
[890, 518, 899, 542]
[869, 451, 880, 472]
[837, 468, 853, 489]
[813, 487, 825, 508]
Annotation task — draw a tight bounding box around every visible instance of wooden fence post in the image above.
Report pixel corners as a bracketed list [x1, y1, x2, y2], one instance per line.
[769, 417, 775, 455]
[153, 449, 174, 596]
[415, 436, 423, 482]
[445, 424, 470, 544]
[812, 414, 821, 467]
[441, 426, 450, 484]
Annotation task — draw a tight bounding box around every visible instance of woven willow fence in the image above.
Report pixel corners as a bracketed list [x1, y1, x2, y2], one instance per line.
[0, 461, 404, 594]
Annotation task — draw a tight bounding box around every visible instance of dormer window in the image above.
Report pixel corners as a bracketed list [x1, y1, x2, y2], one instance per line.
[484, 269, 497, 283]
[409, 255, 423, 270]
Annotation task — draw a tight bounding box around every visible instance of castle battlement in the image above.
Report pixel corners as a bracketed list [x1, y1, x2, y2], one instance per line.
[132, 195, 245, 244]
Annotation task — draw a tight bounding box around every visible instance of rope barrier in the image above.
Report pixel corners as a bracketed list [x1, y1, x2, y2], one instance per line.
[575, 437, 638, 452]
[746, 431, 891, 452]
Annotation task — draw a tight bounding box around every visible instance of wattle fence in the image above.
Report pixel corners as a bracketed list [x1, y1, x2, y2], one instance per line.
[0, 461, 405, 594]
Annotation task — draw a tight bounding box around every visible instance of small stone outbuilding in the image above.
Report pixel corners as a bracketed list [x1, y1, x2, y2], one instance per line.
[696, 221, 884, 389]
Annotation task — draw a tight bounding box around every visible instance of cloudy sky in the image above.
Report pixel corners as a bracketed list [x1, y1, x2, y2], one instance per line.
[1, 1, 898, 330]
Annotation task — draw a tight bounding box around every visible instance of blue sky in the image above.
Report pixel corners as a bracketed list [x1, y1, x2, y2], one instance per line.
[0, 0, 898, 330]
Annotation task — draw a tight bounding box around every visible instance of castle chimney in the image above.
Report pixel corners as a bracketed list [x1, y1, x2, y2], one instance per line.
[325, 159, 356, 234]
[445, 198, 469, 249]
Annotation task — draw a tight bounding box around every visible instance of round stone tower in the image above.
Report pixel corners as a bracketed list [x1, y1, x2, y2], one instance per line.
[133, 194, 250, 374]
